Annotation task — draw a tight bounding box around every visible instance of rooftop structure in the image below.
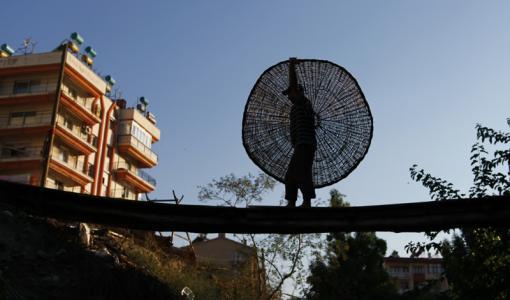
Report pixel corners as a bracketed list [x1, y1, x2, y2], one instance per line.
[0, 34, 160, 200]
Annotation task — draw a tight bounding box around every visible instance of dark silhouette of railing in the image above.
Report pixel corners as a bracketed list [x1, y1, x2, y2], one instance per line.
[0, 180, 509, 234]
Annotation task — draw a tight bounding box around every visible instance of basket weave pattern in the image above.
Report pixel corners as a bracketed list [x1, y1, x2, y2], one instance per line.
[242, 59, 373, 188]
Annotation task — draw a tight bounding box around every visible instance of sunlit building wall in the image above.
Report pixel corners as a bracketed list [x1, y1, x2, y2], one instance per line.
[0, 41, 160, 200]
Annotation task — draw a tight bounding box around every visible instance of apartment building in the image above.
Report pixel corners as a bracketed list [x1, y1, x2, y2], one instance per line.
[383, 255, 449, 294]
[0, 35, 160, 200]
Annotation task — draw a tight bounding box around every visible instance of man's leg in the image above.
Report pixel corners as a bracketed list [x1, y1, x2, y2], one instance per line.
[297, 145, 316, 208]
[285, 181, 298, 207]
[285, 154, 298, 207]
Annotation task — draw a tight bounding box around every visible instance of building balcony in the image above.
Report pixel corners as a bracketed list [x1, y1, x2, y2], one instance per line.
[49, 156, 92, 186]
[114, 161, 156, 193]
[55, 120, 97, 155]
[0, 145, 42, 171]
[64, 54, 107, 96]
[60, 89, 100, 125]
[0, 84, 56, 106]
[0, 111, 52, 136]
[117, 108, 160, 142]
[117, 134, 158, 168]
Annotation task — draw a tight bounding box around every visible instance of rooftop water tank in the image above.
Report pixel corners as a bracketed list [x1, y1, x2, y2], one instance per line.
[1, 44, 14, 55]
[70, 32, 84, 45]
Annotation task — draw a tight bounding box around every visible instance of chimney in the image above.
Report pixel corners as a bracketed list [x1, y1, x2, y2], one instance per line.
[115, 99, 127, 109]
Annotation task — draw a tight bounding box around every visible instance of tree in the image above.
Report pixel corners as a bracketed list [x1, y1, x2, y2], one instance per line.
[407, 120, 510, 300]
[197, 173, 322, 299]
[305, 189, 398, 300]
[197, 173, 276, 208]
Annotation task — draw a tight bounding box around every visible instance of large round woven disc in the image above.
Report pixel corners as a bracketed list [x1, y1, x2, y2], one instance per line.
[242, 59, 373, 188]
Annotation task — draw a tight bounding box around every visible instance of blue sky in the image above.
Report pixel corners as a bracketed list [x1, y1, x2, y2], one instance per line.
[3, 1, 510, 255]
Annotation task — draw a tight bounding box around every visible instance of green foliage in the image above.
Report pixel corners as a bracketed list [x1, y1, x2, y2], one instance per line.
[119, 234, 261, 299]
[120, 237, 223, 299]
[305, 190, 398, 300]
[399, 279, 450, 300]
[198, 173, 276, 207]
[329, 189, 347, 208]
[198, 173, 323, 299]
[408, 120, 510, 300]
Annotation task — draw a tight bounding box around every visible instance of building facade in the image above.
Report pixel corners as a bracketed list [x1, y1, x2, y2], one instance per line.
[0, 39, 160, 200]
[191, 234, 266, 297]
[383, 256, 449, 294]
[192, 233, 258, 268]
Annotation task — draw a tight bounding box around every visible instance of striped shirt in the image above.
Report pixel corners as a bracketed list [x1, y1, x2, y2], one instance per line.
[289, 96, 316, 147]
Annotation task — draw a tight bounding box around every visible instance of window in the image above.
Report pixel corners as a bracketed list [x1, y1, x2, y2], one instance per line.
[428, 264, 442, 274]
[13, 80, 31, 94]
[122, 186, 130, 198]
[80, 125, 91, 140]
[91, 135, 98, 147]
[1, 146, 26, 158]
[55, 180, 64, 191]
[8, 111, 37, 126]
[13, 80, 41, 94]
[88, 164, 95, 177]
[106, 146, 113, 157]
[103, 172, 109, 184]
[232, 252, 245, 265]
[131, 123, 151, 148]
[413, 265, 424, 274]
[23, 111, 37, 125]
[62, 114, 73, 130]
[390, 266, 409, 274]
[69, 155, 78, 168]
[58, 147, 69, 163]
[69, 87, 78, 99]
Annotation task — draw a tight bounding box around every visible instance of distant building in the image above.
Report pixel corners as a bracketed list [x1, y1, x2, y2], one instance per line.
[383, 255, 449, 294]
[192, 233, 257, 268]
[191, 233, 267, 296]
[0, 34, 160, 200]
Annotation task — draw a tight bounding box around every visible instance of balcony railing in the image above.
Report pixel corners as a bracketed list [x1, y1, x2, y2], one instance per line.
[117, 134, 158, 163]
[56, 119, 98, 148]
[0, 145, 42, 161]
[0, 111, 52, 129]
[138, 168, 157, 187]
[51, 154, 92, 179]
[107, 188, 138, 200]
[114, 161, 157, 187]
[0, 84, 56, 98]
[61, 87, 100, 118]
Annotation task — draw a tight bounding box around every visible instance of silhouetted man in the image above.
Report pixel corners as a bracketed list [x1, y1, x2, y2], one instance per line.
[283, 58, 316, 208]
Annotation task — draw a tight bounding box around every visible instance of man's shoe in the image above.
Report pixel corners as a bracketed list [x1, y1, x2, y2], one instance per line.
[300, 199, 311, 208]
